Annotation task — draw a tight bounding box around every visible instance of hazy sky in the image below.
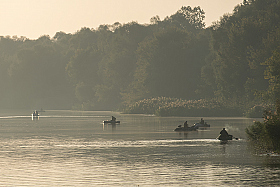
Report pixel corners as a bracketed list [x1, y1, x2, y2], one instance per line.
[1, 0, 243, 39]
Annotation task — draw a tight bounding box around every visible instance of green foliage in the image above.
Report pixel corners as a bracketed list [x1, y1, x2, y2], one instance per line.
[163, 6, 205, 30]
[123, 97, 243, 117]
[204, 0, 280, 106]
[122, 26, 209, 105]
[245, 121, 272, 152]
[246, 100, 280, 153]
[262, 48, 280, 101]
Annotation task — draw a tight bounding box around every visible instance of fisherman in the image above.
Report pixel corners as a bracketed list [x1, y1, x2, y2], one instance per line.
[184, 121, 188, 128]
[200, 118, 204, 124]
[220, 128, 228, 137]
[112, 116, 116, 121]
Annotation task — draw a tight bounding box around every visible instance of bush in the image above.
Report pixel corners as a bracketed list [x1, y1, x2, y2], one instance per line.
[246, 101, 280, 153]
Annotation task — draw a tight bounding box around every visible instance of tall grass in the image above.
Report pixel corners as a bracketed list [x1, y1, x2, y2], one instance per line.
[122, 97, 243, 117]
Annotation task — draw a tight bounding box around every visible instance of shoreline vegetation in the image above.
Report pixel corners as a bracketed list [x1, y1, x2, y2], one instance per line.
[122, 96, 257, 117]
[246, 100, 280, 154]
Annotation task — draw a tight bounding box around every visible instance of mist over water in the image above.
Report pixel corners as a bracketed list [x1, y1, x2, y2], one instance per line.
[0, 110, 279, 186]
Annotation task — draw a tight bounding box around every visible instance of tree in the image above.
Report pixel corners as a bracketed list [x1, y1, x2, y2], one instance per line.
[164, 6, 206, 30]
[150, 15, 160, 24]
[178, 6, 205, 29]
[123, 26, 209, 105]
[262, 47, 280, 102]
[9, 40, 74, 109]
[206, 0, 280, 107]
[66, 48, 102, 109]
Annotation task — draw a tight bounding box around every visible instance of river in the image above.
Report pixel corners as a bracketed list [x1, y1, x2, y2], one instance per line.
[0, 110, 279, 186]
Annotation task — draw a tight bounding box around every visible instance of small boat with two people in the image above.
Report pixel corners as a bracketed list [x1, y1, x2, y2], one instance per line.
[103, 116, 120, 124]
[174, 118, 210, 131]
[31, 110, 39, 119]
[217, 128, 238, 142]
[174, 121, 197, 131]
[32, 110, 39, 117]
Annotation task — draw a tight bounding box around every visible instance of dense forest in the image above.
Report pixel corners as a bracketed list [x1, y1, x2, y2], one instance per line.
[0, 0, 279, 117]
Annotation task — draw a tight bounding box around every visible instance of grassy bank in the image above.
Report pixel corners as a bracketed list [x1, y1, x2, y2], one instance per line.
[122, 97, 243, 117]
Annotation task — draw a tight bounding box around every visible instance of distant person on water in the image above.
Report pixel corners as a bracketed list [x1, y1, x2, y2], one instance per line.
[220, 128, 228, 137]
[200, 118, 204, 124]
[112, 116, 116, 121]
[184, 121, 188, 128]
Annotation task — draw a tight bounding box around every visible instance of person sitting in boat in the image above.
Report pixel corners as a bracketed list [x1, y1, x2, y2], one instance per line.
[220, 128, 228, 137]
[184, 121, 188, 128]
[112, 116, 116, 121]
[200, 118, 204, 124]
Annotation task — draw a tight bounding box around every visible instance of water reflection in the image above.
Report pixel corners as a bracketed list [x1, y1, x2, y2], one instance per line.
[31, 115, 39, 121]
[221, 144, 226, 154]
[177, 131, 188, 139]
[103, 123, 118, 132]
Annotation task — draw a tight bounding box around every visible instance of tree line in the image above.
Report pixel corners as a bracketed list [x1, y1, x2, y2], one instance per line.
[0, 0, 279, 115]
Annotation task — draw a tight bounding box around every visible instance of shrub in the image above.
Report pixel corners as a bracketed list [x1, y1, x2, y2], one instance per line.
[246, 100, 280, 153]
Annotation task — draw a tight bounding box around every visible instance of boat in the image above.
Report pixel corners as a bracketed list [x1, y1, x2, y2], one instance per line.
[103, 120, 120, 124]
[32, 110, 39, 117]
[31, 110, 39, 120]
[217, 128, 238, 142]
[217, 134, 233, 141]
[103, 116, 120, 124]
[174, 120, 199, 131]
[174, 125, 197, 131]
[193, 118, 210, 129]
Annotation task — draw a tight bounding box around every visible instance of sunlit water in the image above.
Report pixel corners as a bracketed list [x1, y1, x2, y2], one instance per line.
[0, 110, 279, 186]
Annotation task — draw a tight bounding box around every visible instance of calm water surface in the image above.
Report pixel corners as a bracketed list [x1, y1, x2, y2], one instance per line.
[0, 110, 279, 186]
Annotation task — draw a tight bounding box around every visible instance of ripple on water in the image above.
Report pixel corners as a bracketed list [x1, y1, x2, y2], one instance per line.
[0, 113, 279, 186]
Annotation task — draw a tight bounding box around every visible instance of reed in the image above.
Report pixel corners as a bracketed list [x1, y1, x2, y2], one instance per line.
[123, 97, 243, 117]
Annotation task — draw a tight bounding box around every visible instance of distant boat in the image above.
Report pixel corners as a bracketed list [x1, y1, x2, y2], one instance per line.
[174, 125, 197, 131]
[103, 116, 120, 124]
[31, 110, 39, 120]
[32, 110, 39, 117]
[217, 134, 233, 141]
[193, 118, 210, 129]
[174, 120, 198, 131]
[103, 120, 120, 124]
[217, 128, 238, 142]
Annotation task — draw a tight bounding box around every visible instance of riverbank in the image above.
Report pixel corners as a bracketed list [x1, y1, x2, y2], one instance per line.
[122, 97, 244, 117]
